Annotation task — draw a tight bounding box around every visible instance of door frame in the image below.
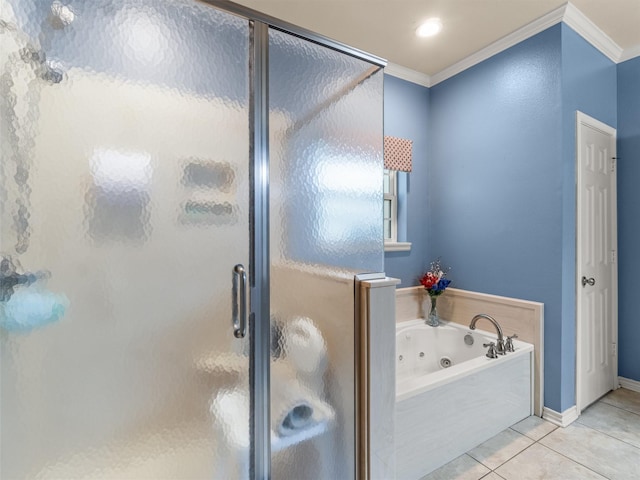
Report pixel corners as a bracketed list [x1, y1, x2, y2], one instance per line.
[575, 110, 618, 414]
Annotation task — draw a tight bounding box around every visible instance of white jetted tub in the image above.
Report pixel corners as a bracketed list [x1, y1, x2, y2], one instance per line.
[395, 319, 534, 479]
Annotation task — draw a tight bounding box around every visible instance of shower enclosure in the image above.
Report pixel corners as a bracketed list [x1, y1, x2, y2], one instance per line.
[0, 0, 385, 478]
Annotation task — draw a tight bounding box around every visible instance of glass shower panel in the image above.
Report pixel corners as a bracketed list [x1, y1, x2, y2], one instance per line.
[0, 1, 251, 478]
[268, 29, 384, 479]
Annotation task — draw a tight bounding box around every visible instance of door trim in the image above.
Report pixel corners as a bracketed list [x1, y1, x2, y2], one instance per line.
[575, 110, 618, 415]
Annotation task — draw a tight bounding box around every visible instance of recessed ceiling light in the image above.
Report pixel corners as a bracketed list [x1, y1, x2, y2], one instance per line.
[416, 18, 442, 38]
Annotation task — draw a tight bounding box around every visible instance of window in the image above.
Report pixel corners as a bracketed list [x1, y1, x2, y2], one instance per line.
[383, 169, 411, 252]
[383, 169, 397, 242]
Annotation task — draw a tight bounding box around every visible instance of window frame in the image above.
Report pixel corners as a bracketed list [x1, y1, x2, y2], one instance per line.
[383, 169, 411, 252]
[383, 169, 398, 243]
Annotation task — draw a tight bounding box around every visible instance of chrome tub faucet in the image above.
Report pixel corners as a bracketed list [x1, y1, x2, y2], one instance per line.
[469, 314, 505, 355]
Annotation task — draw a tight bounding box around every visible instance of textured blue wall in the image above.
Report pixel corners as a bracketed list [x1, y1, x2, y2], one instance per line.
[383, 75, 430, 286]
[617, 56, 640, 382]
[429, 25, 565, 410]
[559, 24, 617, 409]
[388, 24, 625, 410]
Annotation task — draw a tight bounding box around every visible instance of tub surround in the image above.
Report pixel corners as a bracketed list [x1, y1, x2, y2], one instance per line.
[396, 320, 534, 402]
[395, 286, 544, 416]
[395, 319, 534, 478]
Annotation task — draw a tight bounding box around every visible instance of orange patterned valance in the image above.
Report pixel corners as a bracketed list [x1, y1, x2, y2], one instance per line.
[384, 135, 412, 172]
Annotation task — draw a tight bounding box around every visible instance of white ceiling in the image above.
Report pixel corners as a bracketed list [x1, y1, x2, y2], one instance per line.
[232, 0, 640, 80]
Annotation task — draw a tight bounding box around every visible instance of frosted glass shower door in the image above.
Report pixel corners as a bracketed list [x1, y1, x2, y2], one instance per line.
[0, 1, 251, 478]
[268, 29, 385, 479]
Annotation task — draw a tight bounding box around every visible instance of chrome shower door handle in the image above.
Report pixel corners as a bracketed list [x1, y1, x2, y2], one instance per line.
[232, 264, 247, 338]
[581, 276, 596, 287]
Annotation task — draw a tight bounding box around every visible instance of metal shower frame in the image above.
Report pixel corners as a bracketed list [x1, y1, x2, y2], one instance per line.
[200, 2, 386, 478]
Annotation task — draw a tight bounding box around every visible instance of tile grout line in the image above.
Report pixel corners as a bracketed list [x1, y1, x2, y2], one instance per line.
[495, 423, 620, 480]
[461, 398, 640, 480]
[476, 394, 640, 479]
[487, 422, 565, 478]
[483, 470, 506, 480]
[535, 441, 611, 479]
[489, 442, 538, 476]
[431, 391, 640, 479]
[505, 434, 609, 480]
[579, 395, 640, 453]
[428, 401, 640, 480]
[597, 399, 640, 418]
[509, 424, 558, 443]
[574, 418, 640, 452]
[471, 431, 535, 472]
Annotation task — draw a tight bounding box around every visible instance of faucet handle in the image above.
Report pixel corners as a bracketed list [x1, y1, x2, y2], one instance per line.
[505, 334, 518, 353]
[483, 342, 498, 359]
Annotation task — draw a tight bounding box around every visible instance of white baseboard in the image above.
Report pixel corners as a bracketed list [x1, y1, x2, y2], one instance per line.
[542, 405, 579, 427]
[619, 376, 640, 393]
[542, 379, 638, 428]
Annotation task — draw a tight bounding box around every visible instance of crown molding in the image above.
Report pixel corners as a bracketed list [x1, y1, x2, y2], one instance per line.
[384, 62, 431, 87]
[562, 2, 622, 63]
[430, 3, 566, 86]
[620, 44, 640, 63]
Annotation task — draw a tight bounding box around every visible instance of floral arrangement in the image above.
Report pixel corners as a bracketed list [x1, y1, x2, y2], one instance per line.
[419, 258, 451, 297]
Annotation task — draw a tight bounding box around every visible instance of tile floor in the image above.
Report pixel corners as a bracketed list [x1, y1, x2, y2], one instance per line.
[421, 388, 640, 480]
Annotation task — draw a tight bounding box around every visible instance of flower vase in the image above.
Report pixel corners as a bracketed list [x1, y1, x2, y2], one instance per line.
[426, 295, 440, 327]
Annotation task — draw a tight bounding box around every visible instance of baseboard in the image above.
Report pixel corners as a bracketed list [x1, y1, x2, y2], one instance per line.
[542, 405, 579, 427]
[619, 376, 640, 393]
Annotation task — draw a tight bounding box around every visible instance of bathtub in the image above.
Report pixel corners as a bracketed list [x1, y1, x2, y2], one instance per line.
[395, 319, 534, 479]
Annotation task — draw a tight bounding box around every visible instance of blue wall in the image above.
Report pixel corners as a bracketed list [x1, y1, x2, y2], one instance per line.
[429, 26, 565, 411]
[425, 24, 617, 412]
[384, 75, 430, 286]
[617, 56, 640, 382]
[559, 23, 617, 408]
[386, 23, 629, 410]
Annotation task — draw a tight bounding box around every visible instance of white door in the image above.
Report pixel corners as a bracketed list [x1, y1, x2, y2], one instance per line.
[576, 111, 618, 412]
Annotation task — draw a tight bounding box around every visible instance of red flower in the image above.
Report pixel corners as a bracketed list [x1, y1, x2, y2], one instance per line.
[420, 272, 439, 289]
